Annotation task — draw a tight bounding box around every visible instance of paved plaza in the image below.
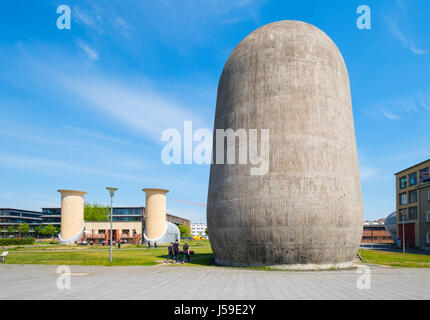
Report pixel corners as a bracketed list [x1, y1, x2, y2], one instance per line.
[1, 264, 430, 300]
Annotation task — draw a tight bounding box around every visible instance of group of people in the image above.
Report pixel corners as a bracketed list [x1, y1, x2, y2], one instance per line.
[147, 240, 157, 249]
[166, 239, 191, 264]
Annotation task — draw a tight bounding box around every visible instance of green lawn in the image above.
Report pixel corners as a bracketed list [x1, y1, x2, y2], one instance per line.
[3, 240, 214, 267]
[360, 249, 430, 268]
[6, 242, 430, 268]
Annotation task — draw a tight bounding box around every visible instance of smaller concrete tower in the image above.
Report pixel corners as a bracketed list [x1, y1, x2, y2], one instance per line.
[142, 188, 169, 242]
[58, 189, 87, 245]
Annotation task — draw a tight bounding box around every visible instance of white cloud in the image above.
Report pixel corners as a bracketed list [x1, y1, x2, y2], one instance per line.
[383, 14, 426, 55]
[64, 125, 131, 146]
[410, 45, 426, 55]
[77, 40, 99, 61]
[73, 7, 94, 28]
[73, 6, 104, 34]
[0, 152, 145, 182]
[364, 92, 430, 121]
[381, 109, 401, 120]
[360, 165, 377, 180]
[57, 73, 208, 143]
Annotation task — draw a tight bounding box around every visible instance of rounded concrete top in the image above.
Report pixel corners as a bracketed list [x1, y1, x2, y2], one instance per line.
[57, 189, 87, 195]
[142, 188, 169, 194]
[225, 20, 346, 76]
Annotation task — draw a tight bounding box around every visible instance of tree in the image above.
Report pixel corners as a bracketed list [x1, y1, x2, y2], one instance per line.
[42, 225, 59, 241]
[34, 226, 43, 239]
[205, 228, 208, 235]
[7, 225, 16, 237]
[84, 202, 109, 222]
[18, 223, 30, 238]
[178, 224, 191, 238]
[0, 228, 6, 238]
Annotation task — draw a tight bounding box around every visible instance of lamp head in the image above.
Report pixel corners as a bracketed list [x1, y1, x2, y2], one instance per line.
[106, 187, 118, 197]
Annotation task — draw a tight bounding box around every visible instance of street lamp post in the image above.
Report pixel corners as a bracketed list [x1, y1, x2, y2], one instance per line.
[106, 187, 118, 263]
[402, 213, 406, 254]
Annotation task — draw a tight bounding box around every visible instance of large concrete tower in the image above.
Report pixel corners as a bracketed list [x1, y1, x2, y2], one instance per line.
[142, 188, 170, 242]
[58, 189, 87, 245]
[207, 21, 363, 268]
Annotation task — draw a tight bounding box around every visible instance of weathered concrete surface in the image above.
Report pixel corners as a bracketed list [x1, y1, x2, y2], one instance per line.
[207, 20, 363, 266]
[58, 190, 86, 245]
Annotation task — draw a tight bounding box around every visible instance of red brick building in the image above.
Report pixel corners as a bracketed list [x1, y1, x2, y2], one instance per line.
[361, 219, 393, 244]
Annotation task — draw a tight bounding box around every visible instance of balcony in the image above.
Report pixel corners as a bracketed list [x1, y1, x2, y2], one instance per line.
[85, 233, 140, 239]
[86, 234, 106, 239]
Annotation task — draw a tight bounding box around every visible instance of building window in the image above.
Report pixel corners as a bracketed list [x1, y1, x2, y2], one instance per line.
[409, 190, 417, 203]
[399, 192, 407, 205]
[409, 172, 417, 186]
[420, 167, 429, 184]
[427, 233, 430, 244]
[428, 191, 430, 201]
[99, 229, 106, 234]
[400, 209, 408, 221]
[426, 212, 430, 222]
[409, 207, 417, 220]
[399, 176, 407, 189]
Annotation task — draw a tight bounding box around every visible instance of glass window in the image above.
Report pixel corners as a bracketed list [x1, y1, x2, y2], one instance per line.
[399, 192, 407, 205]
[409, 190, 417, 203]
[409, 172, 417, 186]
[428, 191, 430, 201]
[420, 167, 429, 183]
[399, 176, 407, 189]
[409, 207, 417, 220]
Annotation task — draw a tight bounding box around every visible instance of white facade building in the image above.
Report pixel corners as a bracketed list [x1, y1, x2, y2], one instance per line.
[191, 223, 207, 237]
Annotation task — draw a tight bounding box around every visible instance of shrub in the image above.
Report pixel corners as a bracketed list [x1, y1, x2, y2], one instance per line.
[0, 237, 35, 246]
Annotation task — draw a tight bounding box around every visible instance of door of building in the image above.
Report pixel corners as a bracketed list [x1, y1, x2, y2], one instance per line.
[398, 223, 415, 248]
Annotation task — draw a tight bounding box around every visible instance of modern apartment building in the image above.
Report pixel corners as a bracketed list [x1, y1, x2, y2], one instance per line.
[1, 206, 190, 238]
[0, 208, 43, 236]
[191, 222, 207, 237]
[41, 208, 61, 227]
[395, 159, 430, 249]
[42, 206, 190, 226]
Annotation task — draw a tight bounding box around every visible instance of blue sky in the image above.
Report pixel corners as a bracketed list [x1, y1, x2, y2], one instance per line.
[0, 0, 429, 222]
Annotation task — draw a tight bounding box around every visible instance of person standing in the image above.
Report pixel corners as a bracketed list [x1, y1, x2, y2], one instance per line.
[147, 240, 151, 249]
[166, 242, 173, 263]
[182, 242, 190, 263]
[173, 239, 179, 263]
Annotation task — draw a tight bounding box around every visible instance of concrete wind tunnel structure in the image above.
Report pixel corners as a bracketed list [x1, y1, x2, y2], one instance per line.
[207, 21, 364, 268]
[58, 189, 87, 245]
[143, 188, 180, 244]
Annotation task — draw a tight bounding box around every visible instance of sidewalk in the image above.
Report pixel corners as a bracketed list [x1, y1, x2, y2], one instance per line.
[1, 264, 429, 300]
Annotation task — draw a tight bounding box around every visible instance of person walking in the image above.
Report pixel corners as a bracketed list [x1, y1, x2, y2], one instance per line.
[173, 239, 179, 263]
[118, 240, 121, 249]
[148, 240, 151, 249]
[182, 242, 190, 264]
[166, 242, 173, 263]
